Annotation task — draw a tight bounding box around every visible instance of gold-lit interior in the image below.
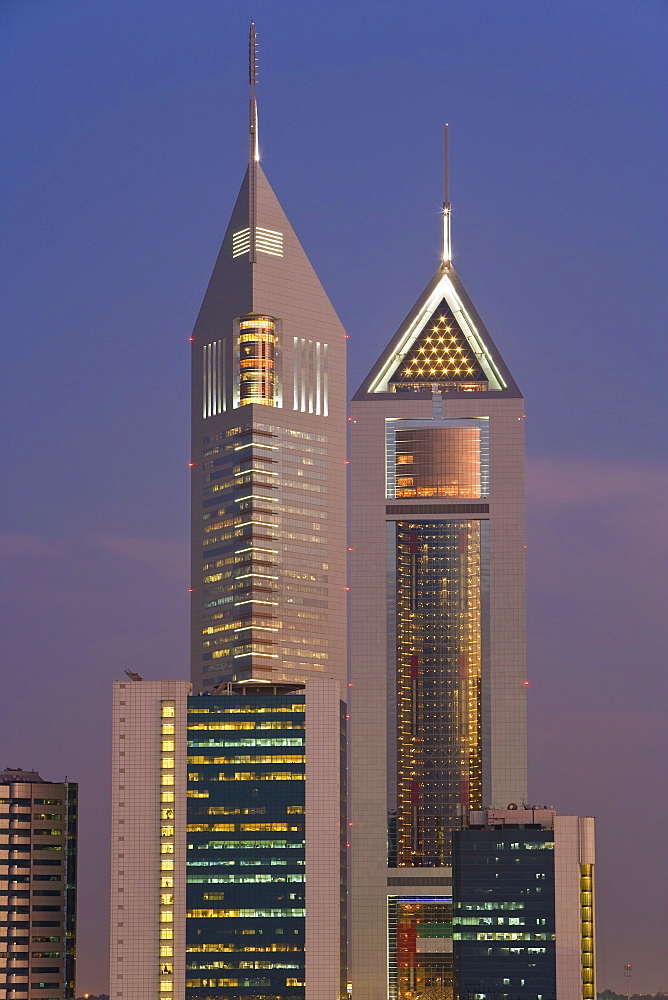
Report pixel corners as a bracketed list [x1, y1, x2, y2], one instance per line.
[238, 315, 277, 406]
[395, 427, 481, 499]
[390, 899, 454, 1000]
[395, 521, 482, 868]
[580, 864, 595, 999]
[389, 301, 488, 393]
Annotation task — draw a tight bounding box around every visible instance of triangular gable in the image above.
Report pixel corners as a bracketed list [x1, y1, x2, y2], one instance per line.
[389, 298, 487, 390]
[359, 266, 520, 397]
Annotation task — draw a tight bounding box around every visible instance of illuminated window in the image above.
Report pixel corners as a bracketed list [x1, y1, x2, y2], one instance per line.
[203, 340, 226, 417]
[293, 337, 328, 415]
[387, 300, 489, 393]
[237, 315, 277, 407]
[159, 927, 174, 939]
[161, 704, 175, 718]
[393, 521, 485, 866]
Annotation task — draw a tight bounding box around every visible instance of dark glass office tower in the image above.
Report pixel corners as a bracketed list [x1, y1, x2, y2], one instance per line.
[185, 684, 346, 1000]
[0, 768, 77, 1000]
[453, 809, 596, 1000]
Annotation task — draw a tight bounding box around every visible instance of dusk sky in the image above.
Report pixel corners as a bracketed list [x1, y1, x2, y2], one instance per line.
[1, 1, 666, 994]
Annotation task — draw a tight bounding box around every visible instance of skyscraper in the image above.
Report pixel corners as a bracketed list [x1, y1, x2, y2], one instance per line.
[0, 768, 77, 1000]
[110, 25, 347, 1000]
[349, 132, 527, 998]
[189, 25, 347, 696]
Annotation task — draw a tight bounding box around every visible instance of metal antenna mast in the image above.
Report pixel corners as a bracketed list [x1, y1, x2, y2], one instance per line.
[248, 21, 259, 263]
[442, 124, 452, 265]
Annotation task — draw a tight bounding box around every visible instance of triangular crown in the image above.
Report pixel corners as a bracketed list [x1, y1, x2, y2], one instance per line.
[355, 264, 521, 398]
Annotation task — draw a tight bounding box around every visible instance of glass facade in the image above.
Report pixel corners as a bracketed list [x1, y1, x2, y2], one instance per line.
[390, 521, 486, 868]
[453, 829, 556, 1000]
[198, 423, 281, 685]
[394, 426, 482, 499]
[388, 896, 454, 1000]
[237, 315, 277, 407]
[186, 694, 306, 1000]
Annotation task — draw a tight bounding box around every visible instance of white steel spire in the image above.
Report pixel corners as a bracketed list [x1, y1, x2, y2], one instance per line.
[248, 21, 259, 262]
[442, 123, 452, 265]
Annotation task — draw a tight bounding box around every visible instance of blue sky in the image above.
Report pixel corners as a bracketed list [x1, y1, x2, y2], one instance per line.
[1, 1, 666, 992]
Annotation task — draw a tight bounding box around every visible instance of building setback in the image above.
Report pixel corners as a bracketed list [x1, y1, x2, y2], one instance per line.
[349, 138, 527, 999]
[0, 768, 77, 1000]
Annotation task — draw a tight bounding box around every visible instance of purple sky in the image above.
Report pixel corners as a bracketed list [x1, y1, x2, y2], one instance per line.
[1, 1, 667, 993]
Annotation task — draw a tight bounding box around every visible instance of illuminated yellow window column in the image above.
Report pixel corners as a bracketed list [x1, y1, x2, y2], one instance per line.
[160, 701, 176, 997]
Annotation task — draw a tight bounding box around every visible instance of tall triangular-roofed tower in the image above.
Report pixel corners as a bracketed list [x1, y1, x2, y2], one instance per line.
[350, 129, 527, 1000]
[189, 25, 347, 696]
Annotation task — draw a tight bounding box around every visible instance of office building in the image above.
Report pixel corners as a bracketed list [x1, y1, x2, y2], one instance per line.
[189, 25, 347, 696]
[349, 136, 527, 998]
[453, 808, 596, 1000]
[110, 29, 347, 998]
[185, 679, 345, 1000]
[110, 677, 345, 1000]
[0, 768, 77, 1000]
[110, 680, 190, 1000]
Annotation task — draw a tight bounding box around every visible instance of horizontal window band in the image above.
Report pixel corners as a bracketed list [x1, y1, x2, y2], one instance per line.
[386, 503, 489, 515]
[387, 877, 452, 886]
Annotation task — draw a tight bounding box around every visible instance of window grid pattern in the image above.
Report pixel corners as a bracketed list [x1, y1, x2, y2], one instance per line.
[386, 419, 489, 501]
[388, 896, 454, 1000]
[394, 427, 481, 499]
[186, 695, 306, 1000]
[452, 829, 556, 1000]
[393, 521, 484, 869]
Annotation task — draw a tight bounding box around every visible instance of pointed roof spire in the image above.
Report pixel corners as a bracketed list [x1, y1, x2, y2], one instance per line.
[248, 21, 259, 262]
[442, 124, 452, 265]
[353, 127, 521, 399]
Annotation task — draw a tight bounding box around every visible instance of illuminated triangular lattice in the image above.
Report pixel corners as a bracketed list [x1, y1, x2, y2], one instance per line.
[388, 299, 487, 389]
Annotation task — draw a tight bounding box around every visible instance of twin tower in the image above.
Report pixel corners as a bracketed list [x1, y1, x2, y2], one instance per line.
[110, 29, 595, 1000]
